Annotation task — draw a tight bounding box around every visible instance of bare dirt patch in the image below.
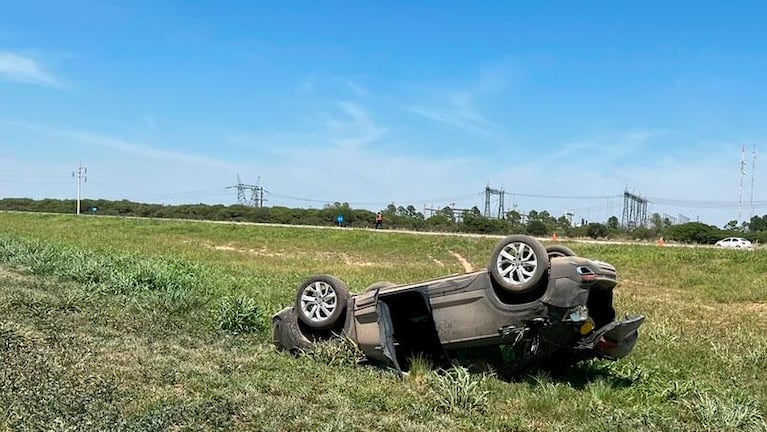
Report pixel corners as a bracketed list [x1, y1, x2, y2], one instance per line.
[207, 242, 384, 267]
[340, 253, 377, 267]
[448, 251, 474, 273]
[427, 255, 445, 268]
[207, 243, 286, 257]
[0, 266, 29, 282]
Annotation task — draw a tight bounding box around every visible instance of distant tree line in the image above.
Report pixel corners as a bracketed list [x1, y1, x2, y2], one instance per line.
[1, 198, 765, 244]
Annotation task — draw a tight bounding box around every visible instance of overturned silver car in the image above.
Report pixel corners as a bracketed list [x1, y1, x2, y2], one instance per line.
[273, 235, 644, 372]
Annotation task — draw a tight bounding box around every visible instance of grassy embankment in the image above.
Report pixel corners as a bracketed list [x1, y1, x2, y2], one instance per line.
[1, 212, 766, 431]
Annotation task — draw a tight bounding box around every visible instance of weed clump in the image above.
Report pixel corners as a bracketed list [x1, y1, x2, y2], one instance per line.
[430, 366, 490, 415]
[215, 295, 265, 334]
[303, 336, 366, 367]
[685, 392, 767, 432]
[0, 235, 208, 296]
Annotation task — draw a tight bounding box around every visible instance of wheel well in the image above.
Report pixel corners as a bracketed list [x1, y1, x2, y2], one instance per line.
[489, 270, 549, 305]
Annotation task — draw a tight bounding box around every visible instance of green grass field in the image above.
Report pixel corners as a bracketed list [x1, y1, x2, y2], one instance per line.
[1, 212, 766, 431]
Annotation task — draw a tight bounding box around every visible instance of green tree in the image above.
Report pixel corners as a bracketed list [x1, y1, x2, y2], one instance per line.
[748, 215, 767, 231]
[666, 222, 723, 244]
[607, 216, 620, 230]
[526, 220, 548, 236]
[587, 223, 607, 239]
[506, 210, 522, 227]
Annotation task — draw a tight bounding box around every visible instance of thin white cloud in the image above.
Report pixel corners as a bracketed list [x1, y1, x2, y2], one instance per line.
[300, 79, 314, 93]
[2, 119, 233, 169]
[407, 60, 518, 141]
[346, 80, 368, 96]
[58, 129, 234, 168]
[325, 101, 387, 149]
[0, 52, 60, 87]
[409, 100, 496, 139]
[409, 87, 504, 140]
[546, 130, 660, 162]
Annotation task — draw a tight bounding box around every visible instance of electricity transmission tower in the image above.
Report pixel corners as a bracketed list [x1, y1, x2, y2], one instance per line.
[750, 143, 757, 221]
[621, 190, 648, 229]
[738, 145, 747, 224]
[228, 175, 265, 207]
[484, 185, 505, 219]
[73, 162, 87, 215]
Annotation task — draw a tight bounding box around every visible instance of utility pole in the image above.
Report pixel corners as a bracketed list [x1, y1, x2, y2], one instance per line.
[73, 162, 87, 215]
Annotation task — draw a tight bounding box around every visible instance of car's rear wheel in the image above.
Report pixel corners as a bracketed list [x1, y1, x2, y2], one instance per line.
[546, 245, 577, 259]
[489, 235, 550, 293]
[295, 275, 350, 330]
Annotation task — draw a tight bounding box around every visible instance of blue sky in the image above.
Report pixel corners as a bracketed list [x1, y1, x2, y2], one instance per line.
[1, 1, 766, 226]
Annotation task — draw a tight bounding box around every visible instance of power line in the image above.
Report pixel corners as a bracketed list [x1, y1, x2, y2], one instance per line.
[263, 190, 483, 207]
[645, 197, 767, 209]
[512, 192, 622, 200]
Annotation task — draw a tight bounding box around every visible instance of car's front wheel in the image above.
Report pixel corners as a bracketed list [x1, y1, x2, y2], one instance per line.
[489, 235, 550, 293]
[295, 275, 350, 330]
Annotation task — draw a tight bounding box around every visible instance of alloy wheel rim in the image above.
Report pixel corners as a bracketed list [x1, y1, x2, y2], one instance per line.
[496, 242, 538, 285]
[299, 281, 337, 322]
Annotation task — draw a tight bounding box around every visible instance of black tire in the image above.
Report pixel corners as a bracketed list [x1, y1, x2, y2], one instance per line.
[295, 275, 350, 330]
[546, 245, 577, 259]
[363, 281, 397, 293]
[272, 307, 313, 353]
[489, 235, 549, 293]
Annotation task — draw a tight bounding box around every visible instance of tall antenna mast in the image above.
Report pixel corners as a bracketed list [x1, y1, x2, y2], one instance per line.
[750, 143, 757, 222]
[738, 144, 746, 225]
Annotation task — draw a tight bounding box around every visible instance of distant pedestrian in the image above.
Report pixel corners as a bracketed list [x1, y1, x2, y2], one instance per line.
[375, 211, 383, 229]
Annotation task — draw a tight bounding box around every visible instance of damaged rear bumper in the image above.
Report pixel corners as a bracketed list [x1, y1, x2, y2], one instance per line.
[573, 315, 645, 360]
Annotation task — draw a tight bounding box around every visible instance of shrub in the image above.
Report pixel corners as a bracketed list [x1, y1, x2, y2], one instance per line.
[587, 223, 607, 239]
[526, 220, 548, 236]
[666, 222, 722, 244]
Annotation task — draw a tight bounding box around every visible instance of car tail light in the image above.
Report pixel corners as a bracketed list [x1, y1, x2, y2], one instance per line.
[597, 336, 617, 351]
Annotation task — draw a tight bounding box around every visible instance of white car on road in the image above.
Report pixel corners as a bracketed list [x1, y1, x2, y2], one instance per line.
[715, 237, 754, 250]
